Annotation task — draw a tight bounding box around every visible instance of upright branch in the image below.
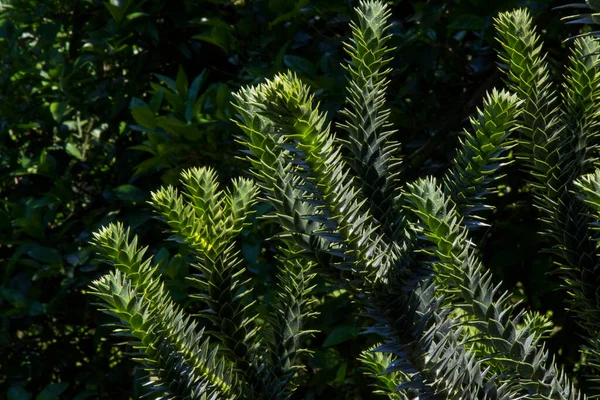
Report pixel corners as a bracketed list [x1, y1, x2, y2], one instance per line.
[443, 89, 520, 228]
[499, 9, 600, 389]
[402, 177, 581, 399]
[339, 0, 402, 238]
[91, 167, 319, 399]
[234, 71, 395, 284]
[232, 84, 333, 275]
[90, 223, 239, 399]
[495, 9, 562, 212]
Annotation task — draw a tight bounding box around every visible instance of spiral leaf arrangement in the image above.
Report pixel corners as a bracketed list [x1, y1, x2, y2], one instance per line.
[90, 167, 316, 399]
[90, 1, 600, 398]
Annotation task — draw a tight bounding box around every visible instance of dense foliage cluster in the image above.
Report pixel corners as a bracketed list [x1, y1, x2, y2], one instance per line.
[4, 0, 600, 399]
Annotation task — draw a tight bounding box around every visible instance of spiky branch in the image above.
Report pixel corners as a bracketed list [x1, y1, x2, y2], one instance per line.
[339, 0, 402, 237]
[498, 9, 600, 390]
[443, 89, 520, 227]
[90, 223, 238, 399]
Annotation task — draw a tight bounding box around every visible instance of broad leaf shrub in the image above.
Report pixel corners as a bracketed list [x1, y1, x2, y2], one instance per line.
[90, 1, 600, 398]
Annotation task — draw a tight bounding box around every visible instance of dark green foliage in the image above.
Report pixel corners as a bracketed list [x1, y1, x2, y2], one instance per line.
[6, 0, 600, 398]
[0, 0, 249, 396]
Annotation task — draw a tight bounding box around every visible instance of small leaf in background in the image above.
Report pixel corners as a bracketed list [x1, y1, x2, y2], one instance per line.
[322, 325, 360, 347]
[188, 71, 207, 103]
[35, 382, 68, 400]
[448, 14, 487, 31]
[113, 184, 147, 204]
[130, 97, 157, 129]
[156, 116, 189, 136]
[319, 52, 339, 75]
[65, 249, 90, 266]
[130, 97, 149, 109]
[175, 66, 188, 97]
[8, 386, 31, 400]
[335, 362, 348, 383]
[161, 88, 185, 112]
[27, 245, 62, 266]
[104, 2, 124, 23]
[129, 144, 156, 155]
[148, 88, 165, 113]
[154, 73, 177, 91]
[185, 71, 207, 121]
[214, 83, 231, 120]
[38, 149, 57, 177]
[132, 156, 168, 178]
[283, 55, 315, 77]
[182, 125, 203, 141]
[125, 12, 147, 21]
[193, 24, 235, 53]
[131, 107, 156, 130]
[153, 247, 170, 268]
[49, 101, 67, 122]
[165, 253, 187, 281]
[65, 142, 83, 160]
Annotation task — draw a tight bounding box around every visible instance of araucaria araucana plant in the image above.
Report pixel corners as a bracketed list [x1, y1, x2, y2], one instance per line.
[90, 1, 600, 398]
[90, 167, 317, 399]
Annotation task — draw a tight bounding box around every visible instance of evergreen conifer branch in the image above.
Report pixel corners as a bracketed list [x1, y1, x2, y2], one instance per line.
[561, 37, 600, 181]
[494, 9, 562, 212]
[150, 168, 266, 390]
[500, 8, 600, 390]
[403, 177, 582, 399]
[370, 279, 522, 399]
[263, 246, 318, 397]
[234, 71, 395, 283]
[498, 12, 600, 390]
[91, 167, 320, 399]
[531, 36, 600, 274]
[232, 87, 334, 275]
[339, 0, 402, 237]
[87, 1, 600, 398]
[571, 172, 600, 381]
[549, 39, 600, 363]
[151, 167, 258, 253]
[231, 2, 581, 398]
[442, 89, 520, 227]
[90, 223, 238, 399]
